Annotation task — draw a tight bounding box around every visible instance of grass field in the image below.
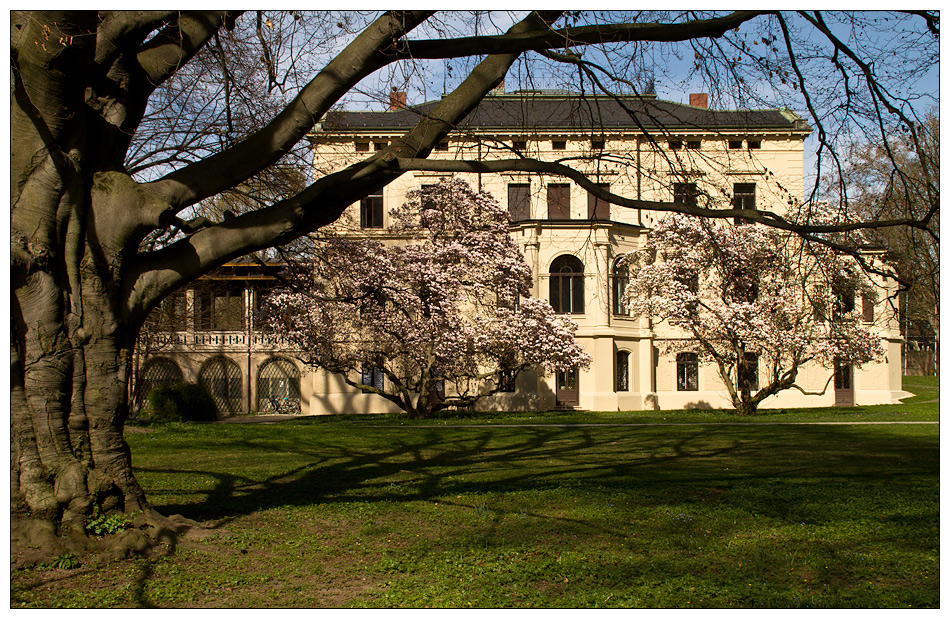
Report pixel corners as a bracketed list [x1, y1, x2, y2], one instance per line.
[11, 377, 939, 608]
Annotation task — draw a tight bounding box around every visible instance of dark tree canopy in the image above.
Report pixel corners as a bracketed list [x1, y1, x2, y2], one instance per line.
[10, 10, 938, 549]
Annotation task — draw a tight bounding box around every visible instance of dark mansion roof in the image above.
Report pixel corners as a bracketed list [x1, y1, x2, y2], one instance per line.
[321, 91, 811, 135]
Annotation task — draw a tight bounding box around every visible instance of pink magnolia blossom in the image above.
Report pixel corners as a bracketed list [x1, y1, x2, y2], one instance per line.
[624, 213, 883, 414]
[263, 178, 590, 418]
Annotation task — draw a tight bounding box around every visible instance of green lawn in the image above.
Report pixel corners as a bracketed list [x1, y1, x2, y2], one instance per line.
[11, 378, 939, 608]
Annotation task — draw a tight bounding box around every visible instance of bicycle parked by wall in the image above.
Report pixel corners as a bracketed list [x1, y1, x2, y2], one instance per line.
[263, 396, 301, 415]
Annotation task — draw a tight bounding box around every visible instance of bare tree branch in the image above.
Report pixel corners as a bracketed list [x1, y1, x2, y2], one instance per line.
[125, 11, 557, 320]
[134, 11, 237, 92]
[95, 10, 176, 67]
[397, 11, 764, 58]
[391, 156, 931, 236]
[144, 10, 433, 211]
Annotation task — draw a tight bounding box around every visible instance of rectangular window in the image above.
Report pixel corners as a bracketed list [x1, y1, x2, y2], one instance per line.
[733, 183, 756, 224]
[813, 285, 828, 322]
[355, 142, 370, 152]
[591, 139, 605, 150]
[673, 183, 698, 206]
[374, 141, 387, 151]
[676, 270, 699, 296]
[686, 140, 701, 150]
[862, 294, 875, 323]
[833, 280, 855, 319]
[434, 141, 449, 151]
[361, 366, 385, 393]
[512, 140, 527, 151]
[834, 360, 852, 390]
[360, 192, 383, 228]
[420, 184, 438, 211]
[728, 140, 743, 150]
[253, 285, 276, 332]
[551, 273, 584, 314]
[676, 352, 699, 391]
[738, 352, 759, 392]
[669, 140, 683, 150]
[747, 140, 761, 150]
[731, 268, 758, 303]
[508, 183, 530, 222]
[615, 351, 630, 392]
[587, 183, 610, 220]
[498, 368, 517, 393]
[733, 183, 756, 210]
[547, 183, 571, 219]
[612, 262, 629, 316]
[156, 293, 186, 332]
[552, 140, 567, 150]
[497, 287, 520, 312]
[195, 287, 244, 331]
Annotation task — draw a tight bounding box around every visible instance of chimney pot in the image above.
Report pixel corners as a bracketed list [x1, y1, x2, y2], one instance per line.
[689, 93, 708, 109]
[389, 90, 407, 111]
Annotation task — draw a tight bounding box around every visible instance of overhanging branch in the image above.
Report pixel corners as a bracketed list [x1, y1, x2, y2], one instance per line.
[393, 156, 930, 236]
[397, 11, 763, 58]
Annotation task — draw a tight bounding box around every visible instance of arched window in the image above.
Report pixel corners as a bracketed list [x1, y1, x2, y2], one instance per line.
[257, 357, 301, 413]
[612, 259, 629, 316]
[198, 357, 243, 414]
[135, 357, 183, 410]
[550, 254, 584, 314]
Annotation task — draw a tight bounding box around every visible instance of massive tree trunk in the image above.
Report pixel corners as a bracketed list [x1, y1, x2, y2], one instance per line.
[10, 11, 160, 535]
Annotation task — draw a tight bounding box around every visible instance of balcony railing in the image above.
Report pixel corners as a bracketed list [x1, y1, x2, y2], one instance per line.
[150, 331, 289, 350]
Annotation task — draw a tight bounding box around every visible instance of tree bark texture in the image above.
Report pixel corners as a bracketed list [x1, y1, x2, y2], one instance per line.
[11, 12, 155, 533]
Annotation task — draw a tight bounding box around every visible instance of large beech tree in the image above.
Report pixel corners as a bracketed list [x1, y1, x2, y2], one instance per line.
[10, 10, 938, 538]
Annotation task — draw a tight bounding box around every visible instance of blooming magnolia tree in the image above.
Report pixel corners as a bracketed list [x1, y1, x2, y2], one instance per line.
[264, 179, 591, 418]
[624, 214, 883, 415]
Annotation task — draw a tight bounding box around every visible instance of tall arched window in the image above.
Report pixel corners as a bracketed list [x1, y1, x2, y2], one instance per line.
[615, 350, 630, 392]
[612, 258, 629, 316]
[550, 254, 584, 314]
[199, 357, 243, 414]
[257, 357, 301, 413]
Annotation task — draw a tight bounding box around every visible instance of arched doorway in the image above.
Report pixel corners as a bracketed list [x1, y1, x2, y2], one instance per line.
[257, 357, 301, 413]
[199, 357, 243, 414]
[135, 357, 183, 410]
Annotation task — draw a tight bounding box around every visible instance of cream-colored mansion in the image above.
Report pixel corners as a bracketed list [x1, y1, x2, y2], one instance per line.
[136, 90, 908, 415]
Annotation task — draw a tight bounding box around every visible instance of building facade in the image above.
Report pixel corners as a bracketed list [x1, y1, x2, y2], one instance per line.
[137, 90, 909, 415]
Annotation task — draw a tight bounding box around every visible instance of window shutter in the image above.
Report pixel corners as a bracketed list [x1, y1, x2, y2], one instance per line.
[862, 294, 874, 322]
[588, 183, 610, 220]
[508, 184, 530, 221]
[547, 184, 571, 219]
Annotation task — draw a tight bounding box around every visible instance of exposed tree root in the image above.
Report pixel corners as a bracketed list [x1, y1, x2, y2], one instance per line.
[10, 510, 206, 570]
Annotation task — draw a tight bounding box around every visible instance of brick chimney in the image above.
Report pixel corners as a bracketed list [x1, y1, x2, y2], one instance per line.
[689, 93, 708, 108]
[389, 89, 407, 110]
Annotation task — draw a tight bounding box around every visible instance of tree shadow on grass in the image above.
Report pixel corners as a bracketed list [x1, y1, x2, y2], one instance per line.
[136, 422, 938, 529]
[119, 422, 939, 608]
